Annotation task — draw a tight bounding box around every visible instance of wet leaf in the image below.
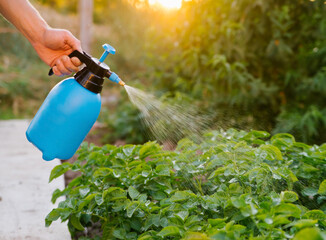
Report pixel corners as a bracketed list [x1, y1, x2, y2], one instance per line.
[139, 141, 161, 159]
[280, 191, 298, 203]
[260, 145, 283, 161]
[70, 214, 84, 231]
[303, 210, 326, 220]
[127, 202, 139, 218]
[128, 186, 140, 200]
[157, 226, 180, 237]
[49, 163, 72, 182]
[293, 227, 323, 240]
[156, 164, 170, 176]
[318, 180, 326, 195]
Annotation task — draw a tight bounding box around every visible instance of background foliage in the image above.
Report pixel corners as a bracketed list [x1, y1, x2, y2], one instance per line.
[0, 16, 52, 118]
[144, 0, 326, 144]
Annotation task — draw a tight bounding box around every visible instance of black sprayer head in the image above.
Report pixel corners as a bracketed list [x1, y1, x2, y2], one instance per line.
[48, 44, 125, 93]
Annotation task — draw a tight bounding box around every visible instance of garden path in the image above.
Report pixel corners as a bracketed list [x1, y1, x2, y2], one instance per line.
[0, 119, 70, 240]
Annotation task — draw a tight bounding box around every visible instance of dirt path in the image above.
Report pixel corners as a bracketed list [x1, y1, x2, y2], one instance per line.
[0, 120, 70, 240]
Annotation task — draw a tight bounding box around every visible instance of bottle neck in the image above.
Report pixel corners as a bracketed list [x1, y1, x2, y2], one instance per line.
[74, 68, 104, 94]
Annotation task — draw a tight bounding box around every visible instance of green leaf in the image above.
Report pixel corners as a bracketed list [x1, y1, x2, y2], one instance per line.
[303, 210, 326, 220]
[242, 130, 270, 141]
[138, 193, 147, 203]
[318, 180, 326, 195]
[157, 226, 180, 238]
[95, 193, 104, 205]
[275, 203, 301, 218]
[293, 227, 323, 240]
[103, 187, 126, 200]
[175, 211, 189, 222]
[70, 214, 84, 231]
[170, 191, 191, 202]
[49, 163, 72, 182]
[130, 218, 142, 231]
[126, 232, 137, 239]
[156, 164, 170, 176]
[79, 187, 90, 198]
[185, 215, 202, 227]
[78, 193, 96, 211]
[208, 167, 227, 179]
[210, 230, 228, 239]
[138, 231, 158, 240]
[293, 142, 311, 150]
[127, 202, 139, 218]
[51, 188, 64, 204]
[208, 218, 228, 228]
[112, 199, 130, 212]
[176, 138, 196, 150]
[128, 186, 140, 200]
[249, 130, 270, 138]
[113, 228, 127, 239]
[272, 215, 291, 226]
[138, 236, 154, 240]
[142, 170, 151, 177]
[144, 214, 160, 231]
[228, 182, 243, 194]
[271, 133, 295, 150]
[231, 196, 246, 208]
[93, 167, 113, 177]
[297, 164, 319, 179]
[139, 141, 161, 159]
[183, 232, 210, 240]
[123, 145, 135, 157]
[280, 191, 298, 203]
[260, 145, 283, 161]
[129, 160, 142, 167]
[45, 209, 61, 227]
[229, 224, 246, 234]
[302, 188, 318, 197]
[291, 219, 318, 229]
[152, 191, 166, 200]
[160, 217, 169, 227]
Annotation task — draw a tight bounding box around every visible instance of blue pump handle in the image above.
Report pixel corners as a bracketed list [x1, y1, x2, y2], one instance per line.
[99, 44, 116, 63]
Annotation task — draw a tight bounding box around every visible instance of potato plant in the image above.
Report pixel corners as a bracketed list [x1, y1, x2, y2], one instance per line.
[46, 129, 326, 239]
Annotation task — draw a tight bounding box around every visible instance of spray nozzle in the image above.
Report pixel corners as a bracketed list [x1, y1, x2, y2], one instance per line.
[105, 71, 125, 86]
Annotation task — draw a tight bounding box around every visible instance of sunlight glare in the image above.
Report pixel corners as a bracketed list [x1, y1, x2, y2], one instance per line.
[149, 0, 183, 10]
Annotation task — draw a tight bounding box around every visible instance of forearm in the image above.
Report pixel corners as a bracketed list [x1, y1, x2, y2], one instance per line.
[0, 0, 48, 46]
[0, 0, 82, 75]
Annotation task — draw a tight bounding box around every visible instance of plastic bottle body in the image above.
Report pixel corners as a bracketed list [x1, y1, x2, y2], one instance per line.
[26, 77, 101, 161]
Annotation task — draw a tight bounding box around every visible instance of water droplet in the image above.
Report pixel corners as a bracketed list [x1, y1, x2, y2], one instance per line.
[124, 85, 210, 146]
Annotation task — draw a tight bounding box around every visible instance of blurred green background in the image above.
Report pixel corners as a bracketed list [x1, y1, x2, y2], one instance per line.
[0, 0, 326, 144]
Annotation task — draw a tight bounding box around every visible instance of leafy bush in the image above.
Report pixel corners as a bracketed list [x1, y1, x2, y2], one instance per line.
[47, 129, 326, 239]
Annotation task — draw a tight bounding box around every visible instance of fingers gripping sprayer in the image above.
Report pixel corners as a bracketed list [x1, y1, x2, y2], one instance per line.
[26, 44, 125, 161]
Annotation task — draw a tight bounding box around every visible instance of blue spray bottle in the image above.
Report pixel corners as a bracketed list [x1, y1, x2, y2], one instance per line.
[26, 44, 125, 161]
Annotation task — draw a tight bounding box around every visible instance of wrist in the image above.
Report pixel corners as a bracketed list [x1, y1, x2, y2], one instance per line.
[25, 21, 49, 47]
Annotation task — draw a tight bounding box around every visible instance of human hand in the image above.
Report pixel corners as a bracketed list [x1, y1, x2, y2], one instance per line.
[32, 28, 83, 76]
